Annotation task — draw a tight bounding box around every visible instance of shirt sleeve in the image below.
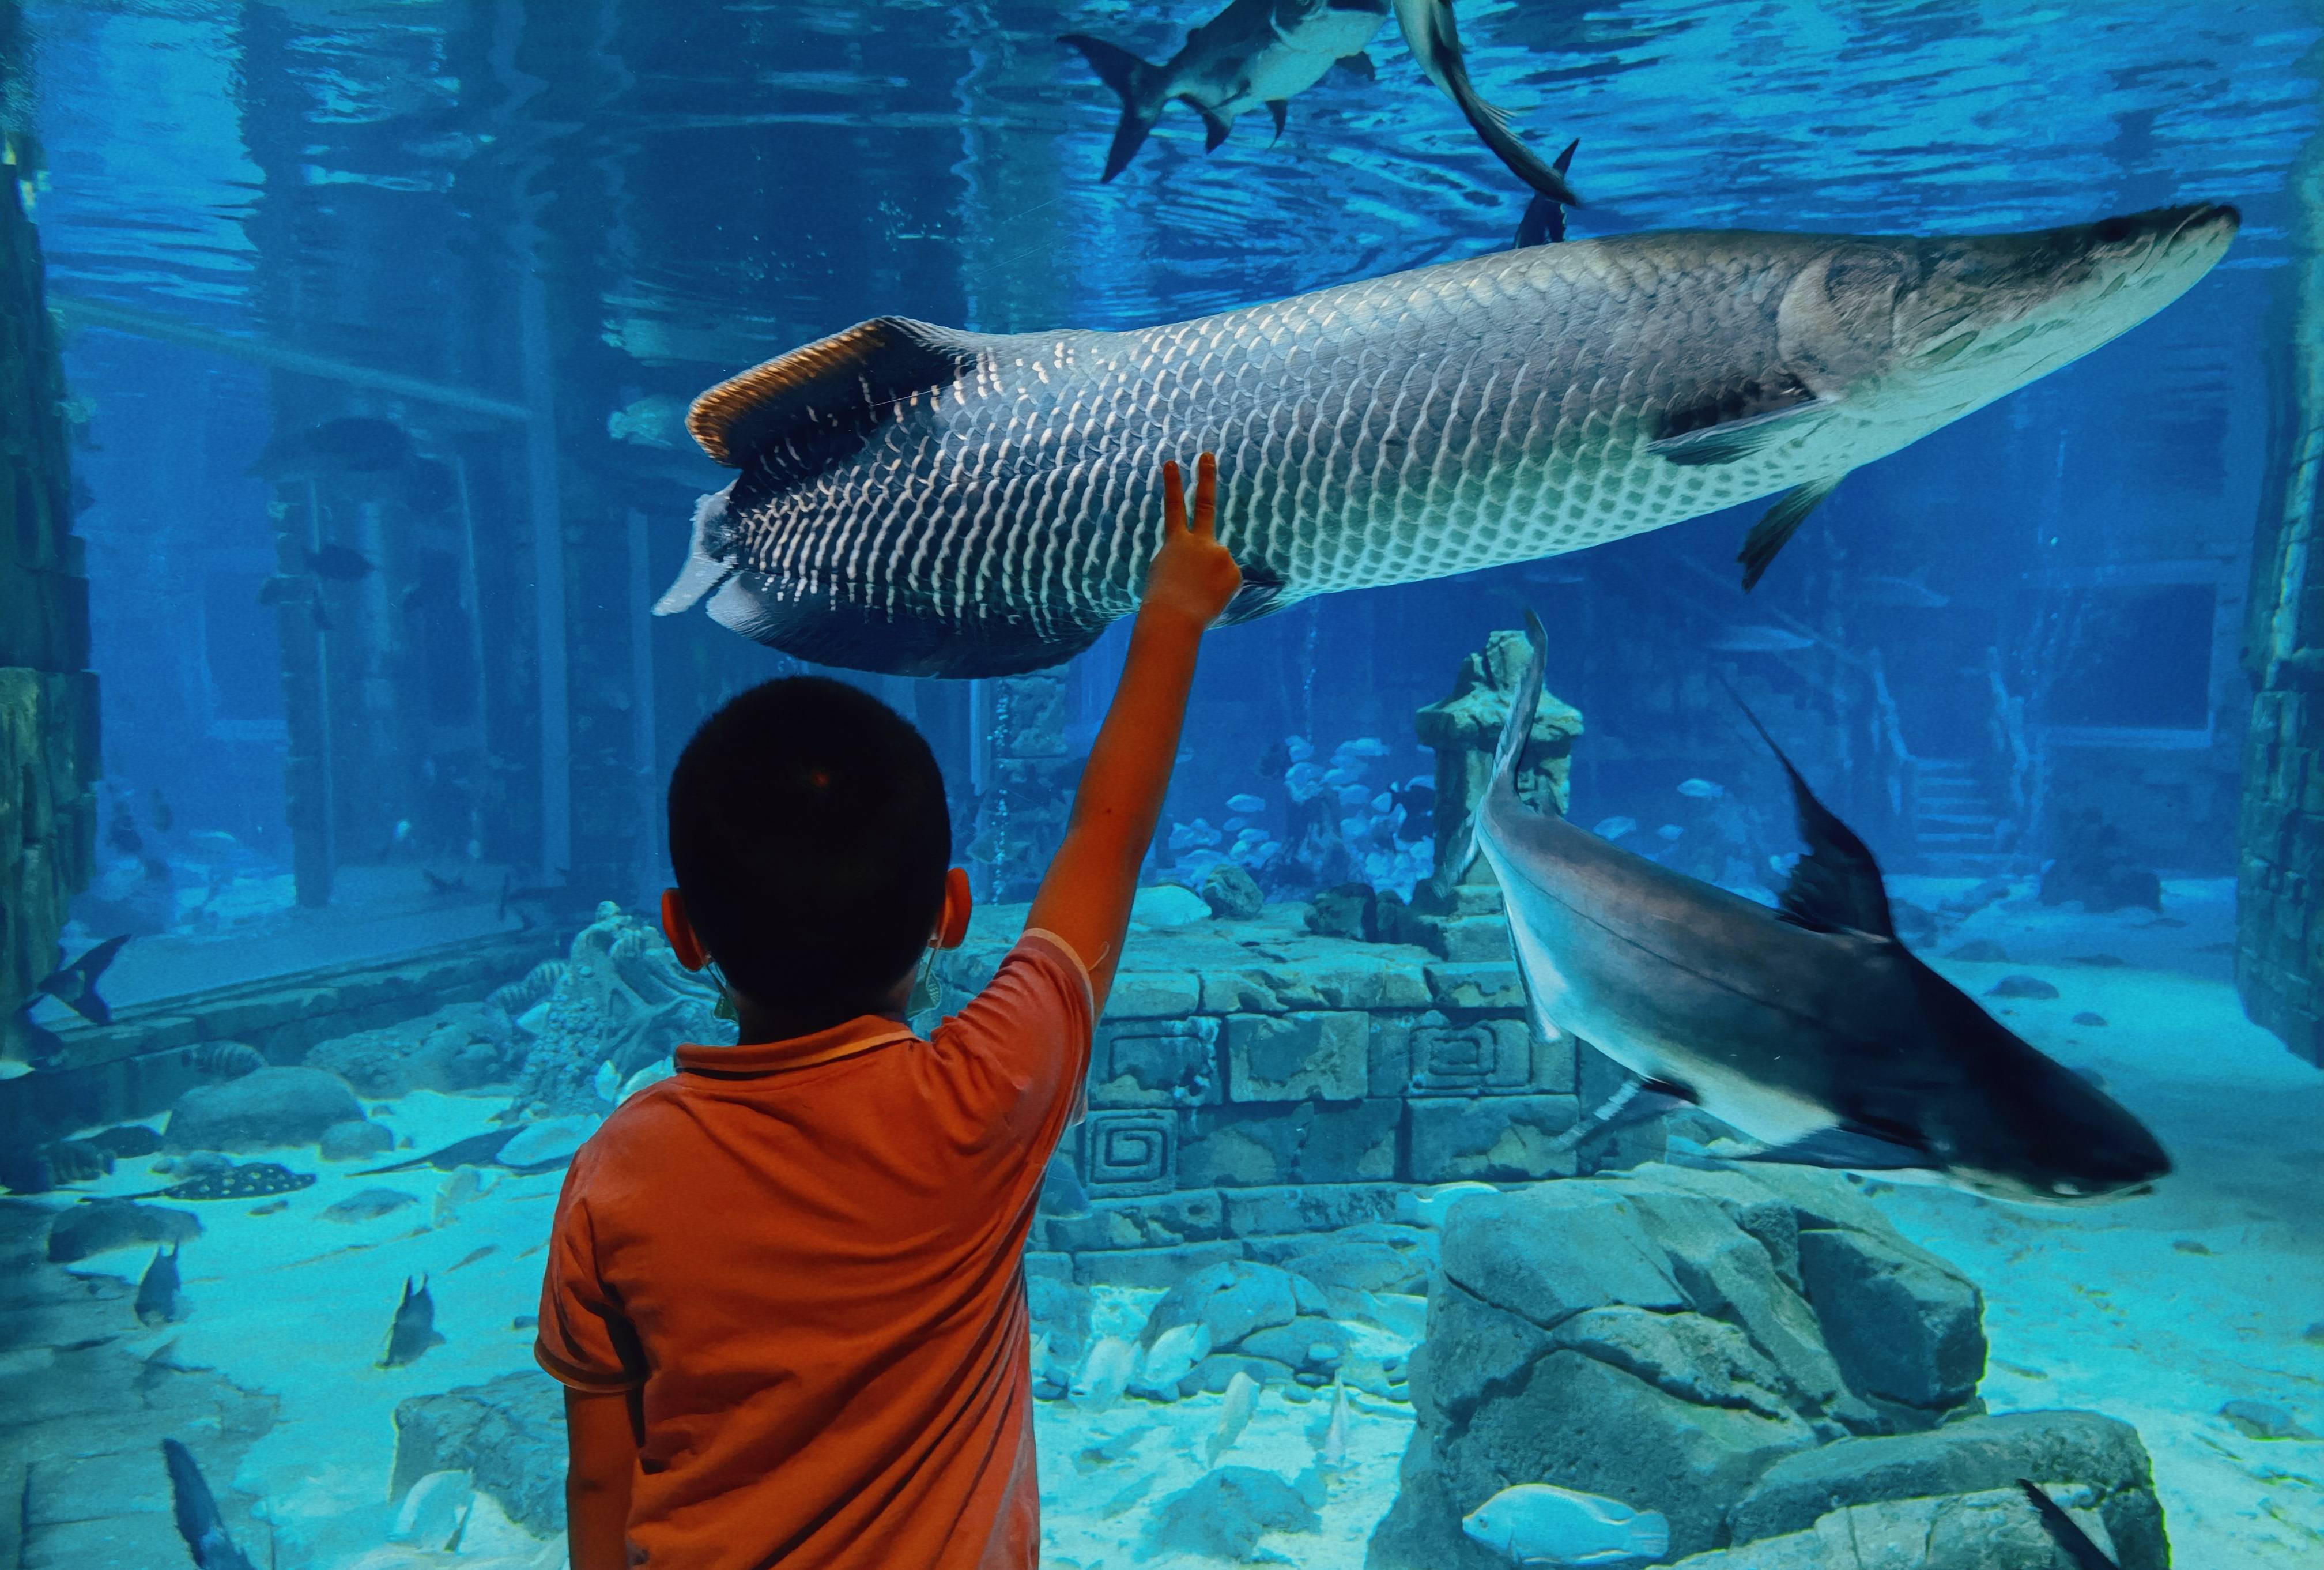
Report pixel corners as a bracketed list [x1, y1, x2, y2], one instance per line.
[928, 928, 1096, 1147]
[533, 1158, 645, 1393]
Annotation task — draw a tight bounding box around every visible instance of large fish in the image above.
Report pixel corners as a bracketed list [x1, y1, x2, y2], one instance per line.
[1468, 611, 2172, 1204]
[657, 203, 2236, 679]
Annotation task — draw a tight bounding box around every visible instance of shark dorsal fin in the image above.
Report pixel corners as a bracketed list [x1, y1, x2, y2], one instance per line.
[1729, 693, 1895, 939]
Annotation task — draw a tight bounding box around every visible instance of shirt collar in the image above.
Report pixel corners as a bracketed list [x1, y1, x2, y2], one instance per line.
[674, 1013, 917, 1078]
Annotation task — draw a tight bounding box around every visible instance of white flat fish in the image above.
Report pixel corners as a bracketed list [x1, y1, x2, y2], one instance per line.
[1072, 1336, 1137, 1411]
[1461, 1482, 1670, 1567]
[1134, 1321, 1212, 1396]
[1206, 1370, 1259, 1464]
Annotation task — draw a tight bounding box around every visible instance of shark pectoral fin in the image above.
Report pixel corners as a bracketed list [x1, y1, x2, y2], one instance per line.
[1745, 1123, 1929, 1173]
[1061, 34, 1168, 180]
[1737, 473, 1846, 591]
[1187, 99, 1233, 152]
[1266, 100, 1288, 140]
[1335, 51, 1376, 80]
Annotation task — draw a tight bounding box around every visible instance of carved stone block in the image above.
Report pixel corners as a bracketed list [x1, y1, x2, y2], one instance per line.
[1082, 1109, 1176, 1196]
[1225, 1011, 1368, 1101]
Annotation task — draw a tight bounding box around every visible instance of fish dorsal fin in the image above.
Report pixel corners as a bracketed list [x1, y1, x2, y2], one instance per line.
[1729, 692, 1895, 938]
[686, 316, 985, 470]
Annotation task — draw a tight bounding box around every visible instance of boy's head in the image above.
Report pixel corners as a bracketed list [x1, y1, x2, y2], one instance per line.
[666, 677, 956, 1027]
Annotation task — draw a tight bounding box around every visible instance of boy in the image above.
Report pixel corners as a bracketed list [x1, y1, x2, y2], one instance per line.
[536, 455, 1240, 1570]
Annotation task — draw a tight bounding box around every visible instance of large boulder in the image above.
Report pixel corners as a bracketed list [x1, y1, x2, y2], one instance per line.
[1367, 1165, 1989, 1569]
[391, 1369, 566, 1534]
[1670, 1486, 2125, 1569]
[1141, 1259, 1334, 1391]
[164, 1067, 363, 1152]
[1728, 1410, 2166, 1570]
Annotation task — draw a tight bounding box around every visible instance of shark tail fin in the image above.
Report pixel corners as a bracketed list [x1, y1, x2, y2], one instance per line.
[1061, 35, 1167, 180]
[1395, 0, 1580, 205]
[1449, 609, 1550, 878]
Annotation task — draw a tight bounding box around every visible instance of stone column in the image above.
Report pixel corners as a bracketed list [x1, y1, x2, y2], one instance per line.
[968, 672, 1074, 902]
[2238, 88, 2324, 1068]
[0, 17, 101, 1066]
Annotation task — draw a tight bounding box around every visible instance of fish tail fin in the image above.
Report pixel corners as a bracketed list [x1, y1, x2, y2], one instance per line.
[654, 485, 736, 616]
[1625, 1509, 1672, 1560]
[1061, 35, 1167, 180]
[1397, 0, 1581, 205]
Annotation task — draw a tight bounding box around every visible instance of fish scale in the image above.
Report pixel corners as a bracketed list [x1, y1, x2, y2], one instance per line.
[663, 205, 2233, 676]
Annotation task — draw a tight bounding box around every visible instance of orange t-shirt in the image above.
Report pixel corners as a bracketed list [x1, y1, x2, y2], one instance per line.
[534, 930, 1093, 1570]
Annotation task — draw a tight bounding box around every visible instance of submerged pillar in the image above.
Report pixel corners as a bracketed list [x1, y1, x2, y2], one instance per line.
[2238, 91, 2324, 1068]
[0, 10, 101, 1060]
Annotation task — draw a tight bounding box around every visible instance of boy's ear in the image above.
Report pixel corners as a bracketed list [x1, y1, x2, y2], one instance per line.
[661, 888, 710, 970]
[934, 866, 972, 950]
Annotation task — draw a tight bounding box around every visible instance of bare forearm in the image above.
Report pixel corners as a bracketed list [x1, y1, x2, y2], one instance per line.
[567, 1477, 632, 1570]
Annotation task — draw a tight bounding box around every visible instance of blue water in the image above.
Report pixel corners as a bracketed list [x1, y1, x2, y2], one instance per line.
[10, 2, 2324, 1567]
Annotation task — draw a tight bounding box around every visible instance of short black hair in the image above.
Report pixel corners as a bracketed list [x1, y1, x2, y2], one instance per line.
[667, 677, 950, 1025]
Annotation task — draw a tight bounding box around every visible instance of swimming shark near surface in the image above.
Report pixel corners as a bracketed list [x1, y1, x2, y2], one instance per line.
[1063, 0, 1580, 205]
[655, 203, 2235, 678]
[1465, 610, 2171, 1204]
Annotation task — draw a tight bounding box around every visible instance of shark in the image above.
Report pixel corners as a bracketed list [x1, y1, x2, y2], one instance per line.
[1062, 0, 1579, 204]
[1466, 611, 2171, 1204]
[656, 202, 2235, 678]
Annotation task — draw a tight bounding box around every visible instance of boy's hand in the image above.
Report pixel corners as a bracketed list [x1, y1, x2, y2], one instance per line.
[1142, 453, 1241, 627]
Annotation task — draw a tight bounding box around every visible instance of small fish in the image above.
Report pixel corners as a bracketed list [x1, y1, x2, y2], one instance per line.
[36, 934, 130, 1025]
[444, 1245, 496, 1272]
[1676, 778, 1725, 800]
[1136, 1322, 1213, 1395]
[46, 1200, 202, 1263]
[1590, 816, 1638, 843]
[192, 1041, 265, 1079]
[123, 1163, 315, 1202]
[321, 1188, 418, 1223]
[305, 544, 373, 581]
[390, 818, 413, 845]
[380, 1274, 445, 1368]
[1514, 140, 1582, 247]
[1207, 1369, 1260, 1463]
[247, 1200, 286, 1217]
[1859, 572, 1950, 609]
[1461, 1481, 1669, 1567]
[1335, 737, 1389, 759]
[1314, 1376, 1350, 1468]
[2016, 1479, 2122, 1570]
[433, 1166, 489, 1228]
[1100, 1474, 1155, 1519]
[162, 1438, 258, 1570]
[42, 1139, 113, 1182]
[137, 1245, 183, 1325]
[592, 1060, 621, 1103]
[1072, 1335, 1137, 1410]
[1227, 793, 1267, 815]
[1074, 1429, 1144, 1474]
[1709, 624, 1819, 653]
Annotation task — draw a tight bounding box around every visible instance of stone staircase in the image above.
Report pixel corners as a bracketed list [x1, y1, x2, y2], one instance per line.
[1908, 757, 2018, 878]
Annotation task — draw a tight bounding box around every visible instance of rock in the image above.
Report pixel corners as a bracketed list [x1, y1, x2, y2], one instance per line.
[1942, 939, 2009, 962]
[165, 1067, 364, 1151]
[1307, 881, 1375, 940]
[1984, 974, 2058, 1000]
[1183, 1351, 1300, 1392]
[2039, 808, 2161, 914]
[1369, 1165, 1990, 1569]
[1238, 1315, 1349, 1375]
[2071, 1011, 2108, 1026]
[1254, 1223, 1438, 1296]
[1794, 1228, 1984, 1418]
[1148, 1466, 1319, 1560]
[1729, 1410, 2166, 1570]
[1677, 1486, 2124, 1568]
[2220, 1398, 2312, 1440]
[391, 1369, 566, 1534]
[304, 1030, 420, 1099]
[1202, 861, 1266, 920]
[319, 1119, 396, 1162]
[1142, 1260, 1312, 1353]
[47, 1200, 202, 1263]
[1133, 883, 1213, 928]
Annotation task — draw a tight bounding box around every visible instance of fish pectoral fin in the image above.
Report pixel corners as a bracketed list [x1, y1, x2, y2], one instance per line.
[1647, 394, 1829, 468]
[1737, 473, 1846, 591]
[1744, 1121, 1929, 1173]
[1186, 98, 1233, 151]
[1334, 50, 1376, 80]
[1220, 566, 1293, 626]
[1266, 99, 1288, 140]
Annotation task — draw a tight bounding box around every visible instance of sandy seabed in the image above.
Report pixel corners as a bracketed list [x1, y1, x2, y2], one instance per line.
[31, 878, 2324, 1567]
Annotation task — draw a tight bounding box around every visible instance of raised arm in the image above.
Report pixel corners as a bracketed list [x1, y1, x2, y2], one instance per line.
[1026, 454, 1240, 1011]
